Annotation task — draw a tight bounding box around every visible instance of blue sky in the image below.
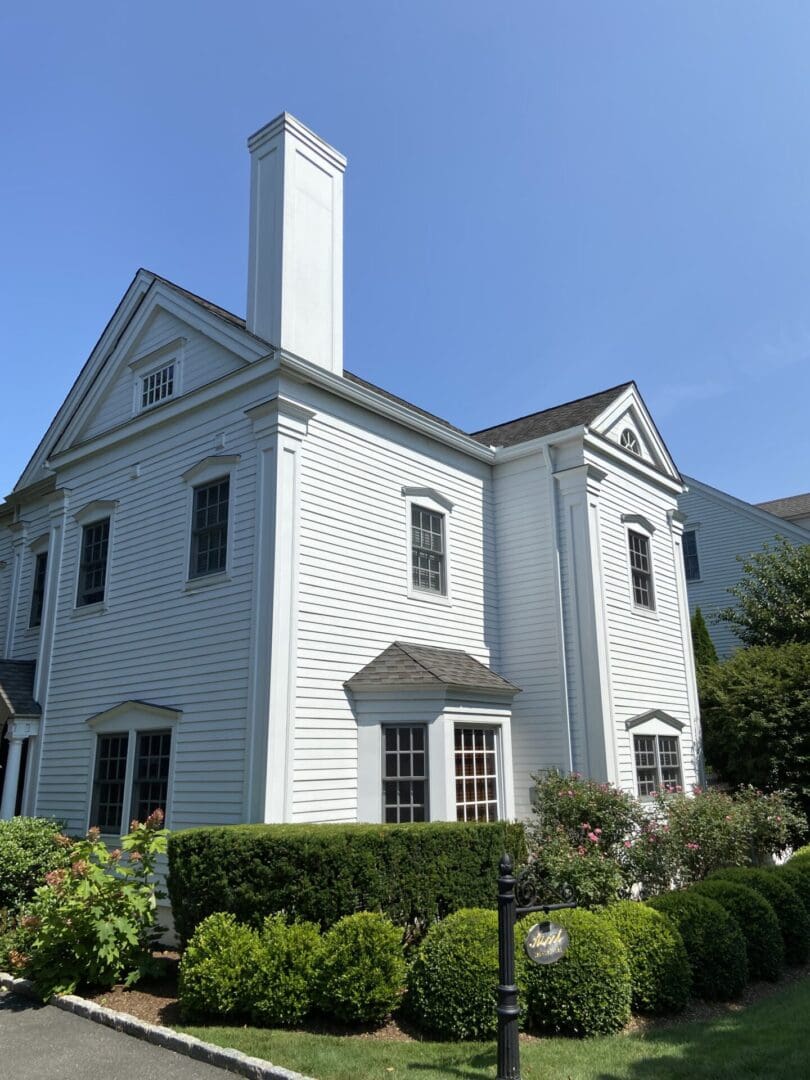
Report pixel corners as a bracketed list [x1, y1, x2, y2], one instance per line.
[2, 1, 809, 501]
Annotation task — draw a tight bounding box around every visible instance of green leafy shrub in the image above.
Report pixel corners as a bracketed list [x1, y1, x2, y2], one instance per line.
[178, 912, 263, 1020]
[650, 788, 749, 884]
[317, 912, 405, 1025]
[600, 901, 690, 1014]
[699, 643, 810, 818]
[517, 908, 631, 1037]
[647, 891, 747, 1000]
[14, 811, 168, 998]
[251, 916, 323, 1027]
[773, 861, 810, 911]
[790, 845, 810, 863]
[733, 787, 807, 863]
[709, 867, 810, 965]
[167, 820, 526, 944]
[690, 879, 783, 981]
[406, 908, 499, 1039]
[715, 537, 810, 647]
[0, 817, 69, 912]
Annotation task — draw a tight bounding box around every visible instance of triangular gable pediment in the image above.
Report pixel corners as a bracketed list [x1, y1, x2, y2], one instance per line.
[15, 271, 271, 490]
[589, 384, 681, 483]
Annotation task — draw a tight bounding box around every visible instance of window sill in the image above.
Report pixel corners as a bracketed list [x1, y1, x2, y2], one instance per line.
[407, 586, 452, 607]
[23, 625, 42, 637]
[184, 571, 230, 592]
[631, 604, 659, 621]
[72, 601, 107, 618]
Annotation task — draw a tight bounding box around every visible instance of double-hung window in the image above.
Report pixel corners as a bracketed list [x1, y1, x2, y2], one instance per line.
[29, 551, 48, 627]
[455, 727, 499, 821]
[189, 478, 229, 578]
[382, 725, 428, 822]
[78, 518, 110, 606]
[633, 733, 683, 796]
[91, 734, 130, 833]
[682, 529, 700, 581]
[411, 505, 445, 594]
[628, 530, 654, 609]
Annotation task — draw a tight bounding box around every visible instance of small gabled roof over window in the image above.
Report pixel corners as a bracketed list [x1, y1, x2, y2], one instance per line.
[0, 660, 40, 718]
[345, 641, 520, 695]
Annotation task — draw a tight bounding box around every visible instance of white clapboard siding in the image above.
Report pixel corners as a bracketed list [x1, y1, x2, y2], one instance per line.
[291, 384, 498, 823]
[9, 498, 53, 661]
[80, 309, 247, 443]
[33, 386, 263, 834]
[492, 452, 570, 818]
[587, 447, 699, 793]
[678, 476, 810, 657]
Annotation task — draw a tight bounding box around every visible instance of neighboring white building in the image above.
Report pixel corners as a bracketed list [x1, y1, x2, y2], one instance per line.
[678, 476, 810, 657]
[0, 114, 702, 835]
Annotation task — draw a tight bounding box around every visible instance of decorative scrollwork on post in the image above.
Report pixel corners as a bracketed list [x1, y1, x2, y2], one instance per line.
[513, 863, 577, 914]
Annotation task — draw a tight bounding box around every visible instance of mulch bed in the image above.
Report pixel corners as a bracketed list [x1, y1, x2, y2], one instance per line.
[87, 956, 810, 1042]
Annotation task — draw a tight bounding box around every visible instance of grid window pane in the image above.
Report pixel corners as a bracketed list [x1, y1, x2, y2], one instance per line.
[454, 727, 499, 821]
[634, 733, 683, 796]
[92, 734, 129, 833]
[29, 551, 48, 627]
[628, 531, 654, 608]
[190, 478, 229, 578]
[682, 530, 700, 581]
[77, 518, 110, 606]
[141, 363, 175, 408]
[132, 731, 171, 823]
[382, 725, 428, 823]
[411, 505, 446, 594]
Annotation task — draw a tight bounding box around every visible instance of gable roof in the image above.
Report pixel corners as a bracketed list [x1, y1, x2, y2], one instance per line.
[755, 492, 810, 523]
[345, 641, 520, 695]
[683, 475, 810, 540]
[470, 383, 634, 448]
[0, 660, 40, 717]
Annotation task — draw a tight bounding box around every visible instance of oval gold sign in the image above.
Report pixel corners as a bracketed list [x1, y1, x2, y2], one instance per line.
[524, 920, 569, 965]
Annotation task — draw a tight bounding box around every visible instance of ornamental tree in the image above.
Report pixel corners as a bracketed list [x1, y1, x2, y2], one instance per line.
[716, 537, 810, 647]
[691, 608, 718, 668]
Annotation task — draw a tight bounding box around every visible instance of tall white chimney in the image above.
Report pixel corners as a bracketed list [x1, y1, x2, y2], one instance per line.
[246, 113, 346, 375]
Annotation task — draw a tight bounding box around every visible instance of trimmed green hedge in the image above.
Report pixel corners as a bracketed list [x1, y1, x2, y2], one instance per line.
[773, 862, 810, 913]
[709, 867, 810, 965]
[600, 901, 690, 1015]
[691, 880, 783, 981]
[517, 908, 632, 1037]
[167, 821, 526, 944]
[647, 891, 747, 1001]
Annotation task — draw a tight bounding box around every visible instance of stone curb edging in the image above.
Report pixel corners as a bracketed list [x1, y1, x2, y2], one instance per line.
[0, 972, 315, 1080]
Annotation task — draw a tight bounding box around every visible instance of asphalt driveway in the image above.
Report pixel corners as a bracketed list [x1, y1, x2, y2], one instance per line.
[0, 991, 235, 1079]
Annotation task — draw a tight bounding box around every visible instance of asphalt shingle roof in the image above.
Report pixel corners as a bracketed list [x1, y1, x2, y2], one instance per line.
[0, 660, 40, 717]
[470, 383, 633, 448]
[345, 641, 520, 694]
[755, 493, 810, 522]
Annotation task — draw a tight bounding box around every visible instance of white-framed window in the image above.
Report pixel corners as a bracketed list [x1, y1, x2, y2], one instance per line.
[633, 733, 683, 796]
[620, 428, 642, 456]
[454, 726, 500, 821]
[73, 500, 118, 611]
[402, 486, 454, 603]
[141, 362, 175, 409]
[382, 725, 428, 822]
[628, 530, 654, 609]
[181, 455, 240, 586]
[29, 549, 48, 628]
[682, 529, 700, 581]
[86, 701, 179, 835]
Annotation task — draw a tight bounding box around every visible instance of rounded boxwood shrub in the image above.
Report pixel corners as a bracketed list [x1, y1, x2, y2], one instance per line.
[517, 908, 631, 1037]
[773, 860, 810, 910]
[251, 915, 323, 1027]
[647, 891, 747, 1001]
[791, 845, 810, 862]
[407, 908, 499, 1040]
[600, 901, 690, 1015]
[709, 867, 810, 965]
[178, 912, 264, 1019]
[691, 880, 783, 981]
[317, 912, 406, 1025]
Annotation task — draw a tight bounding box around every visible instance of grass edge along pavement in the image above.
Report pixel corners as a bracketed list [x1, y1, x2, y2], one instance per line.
[180, 971, 810, 1080]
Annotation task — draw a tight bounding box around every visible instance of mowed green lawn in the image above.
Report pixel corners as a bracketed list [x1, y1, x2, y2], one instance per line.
[181, 974, 810, 1080]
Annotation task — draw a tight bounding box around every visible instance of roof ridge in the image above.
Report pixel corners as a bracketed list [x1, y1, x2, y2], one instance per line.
[391, 640, 444, 681]
[470, 380, 635, 437]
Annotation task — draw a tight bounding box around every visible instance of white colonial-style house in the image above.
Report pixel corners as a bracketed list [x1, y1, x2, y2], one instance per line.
[678, 476, 810, 657]
[0, 114, 702, 836]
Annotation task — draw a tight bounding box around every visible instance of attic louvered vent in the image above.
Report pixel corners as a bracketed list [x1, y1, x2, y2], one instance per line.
[141, 362, 175, 409]
[620, 428, 641, 456]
